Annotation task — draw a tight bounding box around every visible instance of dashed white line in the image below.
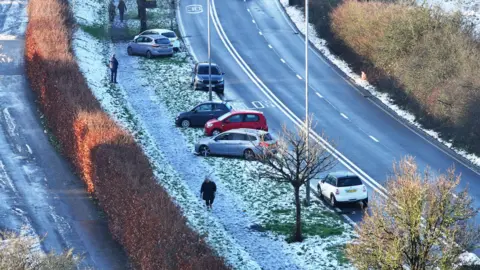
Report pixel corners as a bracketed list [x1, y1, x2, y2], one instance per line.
[247, 8, 250, 12]
[296, 74, 302, 80]
[340, 113, 349, 120]
[252, 19, 256, 24]
[259, 31, 263, 36]
[369, 135, 379, 142]
[268, 44, 272, 49]
[315, 92, 323, 98]
[280, 58, 286, 63]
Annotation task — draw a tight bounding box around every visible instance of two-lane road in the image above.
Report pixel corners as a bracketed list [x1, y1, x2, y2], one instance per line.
[178, 0, 480, 228]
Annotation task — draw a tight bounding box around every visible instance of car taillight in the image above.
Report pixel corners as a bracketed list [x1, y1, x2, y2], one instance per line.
[335, 189, 339, 195]
[259, 142, 268, 147]
[362, 186, 366, 192]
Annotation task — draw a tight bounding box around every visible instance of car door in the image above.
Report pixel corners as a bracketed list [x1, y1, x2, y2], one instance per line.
[132, 37, 143, 54]
[142, 36, 153, 54]
[321, 175, 334, 198]
[243, 114, 261, 129]
[222, 114, 244, 131]
[228, 132, 247, 156]
[209, 133, 231, 155]
[212, 103, 228, 118]
[192, 103, 214, 126]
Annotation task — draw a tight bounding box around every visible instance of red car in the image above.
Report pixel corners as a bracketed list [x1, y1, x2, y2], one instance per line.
[204, 110, 268, 136]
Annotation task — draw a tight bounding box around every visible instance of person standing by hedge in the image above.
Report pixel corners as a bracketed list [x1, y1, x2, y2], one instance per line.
[109, 54, 119, 83]
[118, 0, 127, 23]
[108, 1, 116, 22]
[200, 177, 216, 210]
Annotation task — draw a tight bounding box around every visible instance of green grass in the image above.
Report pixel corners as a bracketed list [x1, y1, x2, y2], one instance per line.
[264, 220, 344, 240]
[79, 23, 109, 40]
[326, 244, 349, 265]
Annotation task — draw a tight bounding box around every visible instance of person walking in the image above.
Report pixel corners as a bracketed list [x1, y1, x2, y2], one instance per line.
[109, 54, 119, 83]
[118, 0, 127, 22]
[200, 177, 216, 210]
[108, 1, 116, 22]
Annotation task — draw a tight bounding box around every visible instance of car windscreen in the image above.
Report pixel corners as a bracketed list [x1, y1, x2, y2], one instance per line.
[198, 66, 220, 75]
[162, 32, 176, 38]
[155, 38, 170, 44]
[337, 177, 363, 187]
[218, 112, 231, 121]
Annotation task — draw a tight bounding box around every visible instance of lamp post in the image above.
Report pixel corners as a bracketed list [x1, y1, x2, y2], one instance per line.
[207, 0, 212, 101]
[305, 0, 311, 205]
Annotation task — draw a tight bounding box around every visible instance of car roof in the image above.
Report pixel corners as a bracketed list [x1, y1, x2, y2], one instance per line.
[231, 110, 263, 115]
[198, 101, 224, 105]
[227, 128, 269, 136]
[143, 28, 174, 33]
[197, 62, 219, 67]
[329, 171, 359, 179]
[139, 34, 169, 39]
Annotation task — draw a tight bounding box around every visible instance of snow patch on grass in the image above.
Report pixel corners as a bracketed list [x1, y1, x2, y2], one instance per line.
[278, 0, 480, 168]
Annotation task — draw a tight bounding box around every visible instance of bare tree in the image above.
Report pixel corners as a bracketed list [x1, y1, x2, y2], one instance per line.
[0, 229, 79, 269]
[256, 122, 337, 242]
[346, 157, 480, 270]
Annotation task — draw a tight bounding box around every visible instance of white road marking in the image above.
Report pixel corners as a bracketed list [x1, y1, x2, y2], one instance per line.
[251, 101, 265, 109]
[259, 31, 263, 36]
[340, 113, 349, 120]
[185, 4, 203, 14]
[268, 44, 272, 49]
[315, 92, 323, 98]
[3, 107, 16, 137]
[280, 58, 286, 63]
[252, 19, 256, 24]
[296, 74, 302, 80]
[210, 0, 389, 198]
[369, 135, 379, 143]
[343, 214, 358, 228]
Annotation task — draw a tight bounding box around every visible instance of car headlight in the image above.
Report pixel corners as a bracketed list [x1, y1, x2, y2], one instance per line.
[206, 123, 213, 128]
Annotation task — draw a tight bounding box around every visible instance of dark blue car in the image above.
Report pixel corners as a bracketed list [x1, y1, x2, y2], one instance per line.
[175, 101, 233, 128]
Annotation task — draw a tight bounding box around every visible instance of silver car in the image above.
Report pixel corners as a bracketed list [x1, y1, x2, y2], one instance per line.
[127, 34, 173, 58]
[134, 28, 180, 51]
[194, 128, 277, 160]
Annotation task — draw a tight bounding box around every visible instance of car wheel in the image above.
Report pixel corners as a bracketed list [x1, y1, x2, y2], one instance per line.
[330, 195, 337, 207]
[244, 149, 255, 160]
[362, 198, 368, 208]
[146, 50, 152, 59]
[212, 129, 221, 136]
[127, 47, 133, 55]
[181, 119, 191, 128]
[199, 145, 210, 157]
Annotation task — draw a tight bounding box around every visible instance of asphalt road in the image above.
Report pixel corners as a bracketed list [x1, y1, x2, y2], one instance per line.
[0, 0, 127, 268]
[178, 0, 480, 231]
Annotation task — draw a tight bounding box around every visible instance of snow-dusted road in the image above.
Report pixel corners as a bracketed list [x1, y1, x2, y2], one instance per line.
[0, 1, 127, 268]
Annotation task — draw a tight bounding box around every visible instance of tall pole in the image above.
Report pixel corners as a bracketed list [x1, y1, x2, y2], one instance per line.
[305, 0, 310, 205]
[207, 0, 212, 101]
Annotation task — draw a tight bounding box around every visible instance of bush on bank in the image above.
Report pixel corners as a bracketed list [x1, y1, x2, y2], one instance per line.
[291, 0, 480, 154]
[24, 0, 228, 269]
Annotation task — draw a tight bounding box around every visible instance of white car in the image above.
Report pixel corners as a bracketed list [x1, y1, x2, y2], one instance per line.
[134, 29, 180, 51]
[317, 171, 368, 207]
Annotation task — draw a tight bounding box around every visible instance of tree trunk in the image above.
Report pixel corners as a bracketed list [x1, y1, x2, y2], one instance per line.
[294, 186, 302, 242]
[140, 5, 147, 31]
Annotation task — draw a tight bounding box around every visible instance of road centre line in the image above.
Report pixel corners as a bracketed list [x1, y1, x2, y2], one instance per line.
[259, 31, 263, 35]
[340, 113, 348, 120]
[280, 58, 286, 63]
[210, 0, 389, 197]
[252, 19, 256, 24]
[296, 74, 302, 80]
[268, 44, 273, 49]
[315, 92, 323, 98]
[369, 136, 379, 143]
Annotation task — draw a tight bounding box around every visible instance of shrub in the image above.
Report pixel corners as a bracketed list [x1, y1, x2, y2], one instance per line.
[331, 1, 480, 152]
[24, 0, 228, 268]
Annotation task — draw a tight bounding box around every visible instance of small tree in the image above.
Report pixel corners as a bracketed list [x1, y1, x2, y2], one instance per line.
[0, 229, 79, 269]
[256, 123, 337, 242]
[346, 157, 480, 270]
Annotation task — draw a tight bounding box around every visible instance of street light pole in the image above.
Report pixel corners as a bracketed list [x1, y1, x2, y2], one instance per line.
[207, 0, 212, 101]
[305, 0, 311, 205]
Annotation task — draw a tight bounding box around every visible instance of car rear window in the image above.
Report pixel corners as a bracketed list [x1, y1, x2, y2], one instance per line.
[337, 177, 362, 187]
[198, 66, 221, 75]
[155, 38, 170, 44]
[261, 133, 273, 141]
[162, 32, 176, 38]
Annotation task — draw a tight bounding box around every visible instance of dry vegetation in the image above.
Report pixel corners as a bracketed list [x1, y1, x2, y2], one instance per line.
[330, 0, 480, 153]
[24, 0, 228, 269]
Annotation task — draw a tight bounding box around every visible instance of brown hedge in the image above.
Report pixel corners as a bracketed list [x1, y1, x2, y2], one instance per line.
[24, 0, 228, 269]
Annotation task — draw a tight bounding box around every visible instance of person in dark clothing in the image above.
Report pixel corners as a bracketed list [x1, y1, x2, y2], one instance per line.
[200, 177, 217, 210]
[108, 1, 116, 22]
[118, 0, 127, 22]
[109, 54, 119, 83]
